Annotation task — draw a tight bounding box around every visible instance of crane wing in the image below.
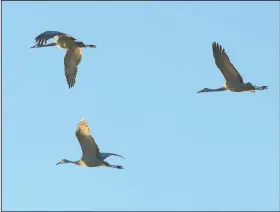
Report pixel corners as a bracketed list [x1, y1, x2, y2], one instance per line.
[75, 118, 100, 159]
[212, 42, 243, 84]
[34, 31, 76, 45]
[64, 48, 82, 89]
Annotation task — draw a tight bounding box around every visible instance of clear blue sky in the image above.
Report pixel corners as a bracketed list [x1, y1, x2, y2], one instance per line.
[2, 1, 279, 211]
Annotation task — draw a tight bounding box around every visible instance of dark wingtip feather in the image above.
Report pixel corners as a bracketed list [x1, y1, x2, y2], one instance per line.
[66, 74, 76, 89]
[212, 42, 226, 56]
[212, 41, 220, 49]
[212, 41, 217, 48]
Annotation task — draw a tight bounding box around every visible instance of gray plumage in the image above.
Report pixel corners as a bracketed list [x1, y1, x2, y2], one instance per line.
[30, 31, 96, 89]
[56, 118, 125, 169]
[197, 42, 268, 93]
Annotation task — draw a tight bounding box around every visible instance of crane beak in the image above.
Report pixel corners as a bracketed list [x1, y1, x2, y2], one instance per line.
[197, 88, 208, 93]
[56, 161, 62, 165]
[30, 44, 37, 49]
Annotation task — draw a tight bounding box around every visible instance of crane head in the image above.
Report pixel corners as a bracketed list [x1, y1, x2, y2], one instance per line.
[197, 88, 210, 93]
[56, 159, 71, 165]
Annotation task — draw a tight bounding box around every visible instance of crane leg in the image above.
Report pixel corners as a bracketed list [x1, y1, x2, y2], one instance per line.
[254, 85, 268, 90]
[104, 161, 123, 169]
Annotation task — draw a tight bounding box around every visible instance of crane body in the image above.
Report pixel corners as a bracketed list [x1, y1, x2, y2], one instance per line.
[30, 31, 96, 89]
[197, 42, 268, 93]
[56, 118, 125, 169]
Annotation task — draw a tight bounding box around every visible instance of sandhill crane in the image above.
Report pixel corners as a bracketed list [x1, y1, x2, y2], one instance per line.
[197, 42, 268, 93]
[30, 31, 96, 89]
[56, 118, 125, 169]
